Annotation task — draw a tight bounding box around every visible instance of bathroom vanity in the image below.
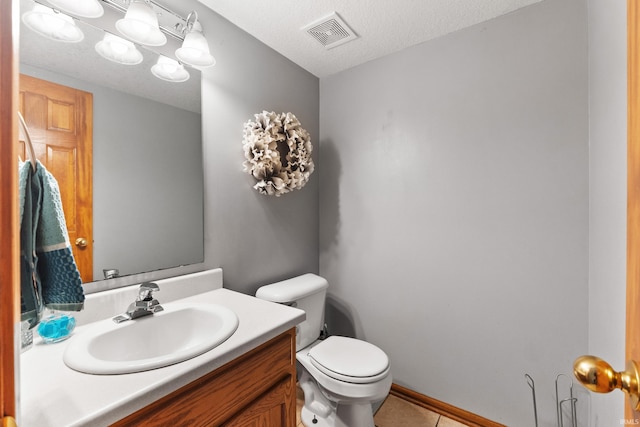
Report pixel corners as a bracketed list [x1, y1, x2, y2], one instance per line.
[113, 329, 296, 426]
[19, 270, 305, 427]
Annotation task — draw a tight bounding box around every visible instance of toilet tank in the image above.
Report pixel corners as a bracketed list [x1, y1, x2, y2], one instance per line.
[256, 273, 328, 351]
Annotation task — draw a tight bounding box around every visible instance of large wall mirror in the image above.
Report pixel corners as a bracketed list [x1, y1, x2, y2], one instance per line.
[19, 0, 205, 286]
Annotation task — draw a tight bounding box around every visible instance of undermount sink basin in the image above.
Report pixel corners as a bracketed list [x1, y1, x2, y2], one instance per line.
[63, 303, 239, 374]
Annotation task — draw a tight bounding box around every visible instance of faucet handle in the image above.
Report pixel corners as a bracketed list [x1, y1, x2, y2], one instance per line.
[138, 282, 160, 301]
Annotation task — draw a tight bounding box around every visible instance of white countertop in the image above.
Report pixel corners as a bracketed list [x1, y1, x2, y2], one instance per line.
[19, 288, 305, 427]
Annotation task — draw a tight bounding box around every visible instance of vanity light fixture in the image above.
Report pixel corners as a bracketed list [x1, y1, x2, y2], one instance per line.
[151, 55, 190, 82]
[115, 0, 167, 47]
[24, 0, 213, 82]
[46, 0, 104, 18]
[22, 3, 84, 43]
[175, 12, 215, 68]
[95, 32, 143, 65]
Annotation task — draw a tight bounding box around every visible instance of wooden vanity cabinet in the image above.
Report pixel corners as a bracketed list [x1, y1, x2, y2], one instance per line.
[111, 328, 297, 427]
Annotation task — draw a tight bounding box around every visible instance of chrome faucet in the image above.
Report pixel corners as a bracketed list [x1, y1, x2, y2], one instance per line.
[113, 282, 164, 323]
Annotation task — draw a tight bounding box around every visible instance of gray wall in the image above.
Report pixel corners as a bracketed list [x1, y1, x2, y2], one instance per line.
[588, 0, 628, 424]
[92, 90, 202, 278]
[318, 0, 589, 425]
[198, 7, 320, 294]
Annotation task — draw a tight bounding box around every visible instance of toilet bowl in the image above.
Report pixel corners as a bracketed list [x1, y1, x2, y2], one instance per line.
[256, 274, 392, 427]
[296, 336, 392, 427]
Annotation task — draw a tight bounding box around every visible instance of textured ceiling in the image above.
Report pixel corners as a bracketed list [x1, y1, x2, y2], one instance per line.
[197, 0, 545, 78]
[19, 0, 545, 104]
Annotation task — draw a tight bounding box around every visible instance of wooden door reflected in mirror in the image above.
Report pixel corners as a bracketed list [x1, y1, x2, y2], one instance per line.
[19, 74, 93, 282]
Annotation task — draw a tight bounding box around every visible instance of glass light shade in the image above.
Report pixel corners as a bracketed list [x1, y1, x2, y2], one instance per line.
[151, 55, 190, 82]
[22, 4, 84, 43]
[116, 0, 166, 47]
[46, 0, 104, 18]
[175, 22, 215, 68]
[95, 33, 143, 65]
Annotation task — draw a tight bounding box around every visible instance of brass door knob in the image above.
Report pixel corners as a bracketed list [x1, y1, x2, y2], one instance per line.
[75, 237, 88, 248]
[573, 355, 640, 410]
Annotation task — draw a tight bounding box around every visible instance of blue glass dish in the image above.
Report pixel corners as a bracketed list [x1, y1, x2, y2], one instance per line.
[37, 313, 76, 343]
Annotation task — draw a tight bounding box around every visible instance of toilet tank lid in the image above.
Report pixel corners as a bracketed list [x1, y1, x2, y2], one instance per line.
[256, 273, 328, 303]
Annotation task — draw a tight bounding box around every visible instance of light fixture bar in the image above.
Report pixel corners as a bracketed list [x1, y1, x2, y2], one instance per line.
[100, 0, 187, 41]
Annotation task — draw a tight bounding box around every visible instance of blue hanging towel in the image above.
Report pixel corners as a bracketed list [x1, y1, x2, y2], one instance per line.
[19, 160, 84, 328]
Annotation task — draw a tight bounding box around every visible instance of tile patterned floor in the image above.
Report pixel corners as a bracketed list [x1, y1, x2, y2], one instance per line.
[296, 387, 469, 427]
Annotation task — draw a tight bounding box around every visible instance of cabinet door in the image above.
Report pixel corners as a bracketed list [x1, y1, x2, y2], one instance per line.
[223, 376, 295, 427]
[111, 329, 296, 427]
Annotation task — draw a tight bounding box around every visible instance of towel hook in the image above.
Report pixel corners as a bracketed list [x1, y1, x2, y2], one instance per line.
[17, 111, 36, 172]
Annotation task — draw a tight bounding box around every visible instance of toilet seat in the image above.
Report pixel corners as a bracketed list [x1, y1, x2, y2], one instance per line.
[307, 336, 390, 384]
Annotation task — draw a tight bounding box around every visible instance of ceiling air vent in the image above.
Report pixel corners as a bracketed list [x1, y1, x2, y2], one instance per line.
[302, 12, 358, 49]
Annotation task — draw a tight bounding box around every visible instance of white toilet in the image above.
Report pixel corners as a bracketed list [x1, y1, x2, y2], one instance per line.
[256, 273, 392, 427]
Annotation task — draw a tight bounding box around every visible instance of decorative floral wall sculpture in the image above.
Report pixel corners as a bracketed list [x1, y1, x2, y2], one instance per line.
[242, 111, 315, 197]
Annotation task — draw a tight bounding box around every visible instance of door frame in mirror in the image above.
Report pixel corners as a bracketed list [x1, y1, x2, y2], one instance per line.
[1, 0, 19, 420]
